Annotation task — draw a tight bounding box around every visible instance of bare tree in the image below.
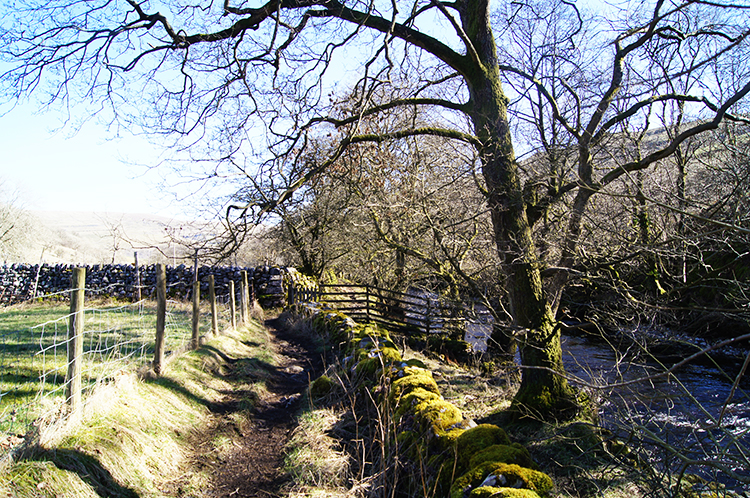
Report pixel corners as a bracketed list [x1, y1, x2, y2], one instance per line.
[99, 214, 127, 264]
[0, 180, 36, 262]
[268, 149, 362, 279]
[3, 0, 750, 419]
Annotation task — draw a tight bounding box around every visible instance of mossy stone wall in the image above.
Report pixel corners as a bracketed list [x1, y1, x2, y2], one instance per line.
[295, 301, 554, 498]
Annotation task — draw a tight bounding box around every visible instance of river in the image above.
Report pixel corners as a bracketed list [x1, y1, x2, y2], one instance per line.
[460, 309, 750, 492]
[561, 334, 750, 493]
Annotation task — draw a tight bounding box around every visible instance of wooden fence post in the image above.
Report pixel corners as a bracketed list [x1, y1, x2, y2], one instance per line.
[229, 280, 236, 330]
[133, 251, 142, 302]
[238, 274, 245, 325]
[66, 267, 85, 415]
[250, 275, 256, 306]
[425, 298, 432, 335]
[153, 263, 166, 375]
[365, 285, 371, 322]
[209, 275, 218, 335]
[192, 280, 201, 349]
[240, 270, 249, 324]
[288, 283, 296, 306]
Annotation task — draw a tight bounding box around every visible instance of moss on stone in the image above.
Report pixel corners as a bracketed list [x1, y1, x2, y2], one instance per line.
[397, 429, 418, 448]
[389, 370, 440, 404]
[405, 358, 427, 369]
[355, 346, 402, 378]
[396, 430, 422, 460]
[450, 463, 553, 498]
[297, 304, 559, 498]
[380, 338, 399, 350]
[468, 443, 535, 470]
[394, 387, 442, 418]
[414, 398, 463, 433]
[439, 428, 465, 450]
[394, 365, 432, 379]
[309, 308, 353, 343]
[453, 424, 511, 471]
[352, 323, 391, 343]
[469, 487, 541, 498]
[309, 375, 336, 398]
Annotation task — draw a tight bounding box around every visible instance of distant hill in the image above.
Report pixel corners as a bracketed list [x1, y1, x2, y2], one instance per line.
[16, 211, 190, 265]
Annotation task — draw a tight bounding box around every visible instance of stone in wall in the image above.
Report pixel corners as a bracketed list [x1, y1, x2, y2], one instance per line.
[0, 263, 289, 308]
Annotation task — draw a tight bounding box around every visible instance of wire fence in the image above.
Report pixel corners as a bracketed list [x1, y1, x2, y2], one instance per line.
[0, 264, 242, 458]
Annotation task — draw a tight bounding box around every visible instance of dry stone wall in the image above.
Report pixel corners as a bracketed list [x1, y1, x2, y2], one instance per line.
[0, 263, 287, 307]
[297, 301, 554, 498]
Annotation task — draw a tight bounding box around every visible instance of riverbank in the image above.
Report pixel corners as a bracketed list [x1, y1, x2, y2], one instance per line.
[560, 330, 750, 494]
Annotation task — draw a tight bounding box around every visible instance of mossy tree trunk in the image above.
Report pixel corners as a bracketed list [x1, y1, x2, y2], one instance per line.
[634, 171, 666, 295]
[460, 0, 576, 419]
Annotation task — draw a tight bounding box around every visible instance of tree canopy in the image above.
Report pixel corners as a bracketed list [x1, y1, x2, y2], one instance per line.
[3, 0, 750, 419]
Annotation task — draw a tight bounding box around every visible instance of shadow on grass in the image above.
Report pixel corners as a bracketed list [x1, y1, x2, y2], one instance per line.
[30, 447, 140, 498]
[144, 376, 219, 411]
[1, 368, 65, 386]
[197, 345, 237, 364]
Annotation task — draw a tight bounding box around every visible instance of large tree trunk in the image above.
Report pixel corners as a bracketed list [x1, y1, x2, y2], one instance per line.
[482, 138, 577, 418]
[462, 0, 577, 419]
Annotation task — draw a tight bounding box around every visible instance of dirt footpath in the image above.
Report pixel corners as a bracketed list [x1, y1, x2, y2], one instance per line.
[188, 317, 323, 498]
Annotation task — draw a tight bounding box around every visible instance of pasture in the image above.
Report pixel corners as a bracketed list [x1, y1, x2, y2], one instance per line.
[0, 298, 221, 444]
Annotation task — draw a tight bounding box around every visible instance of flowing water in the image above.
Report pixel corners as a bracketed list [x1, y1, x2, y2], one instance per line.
[461, 307, 750, 491]
[405, 290, 749, 490]
[561, 334, 750, 492]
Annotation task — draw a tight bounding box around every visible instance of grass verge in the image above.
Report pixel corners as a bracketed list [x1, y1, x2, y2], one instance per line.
[0, 298, 232, 440]
[0, 317, 276, 498]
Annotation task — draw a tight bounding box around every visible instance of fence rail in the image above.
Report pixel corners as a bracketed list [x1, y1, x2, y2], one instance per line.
[289, 283, 473, 337]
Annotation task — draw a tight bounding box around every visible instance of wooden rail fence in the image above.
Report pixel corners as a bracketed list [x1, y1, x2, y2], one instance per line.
[289, 283, 468, 336]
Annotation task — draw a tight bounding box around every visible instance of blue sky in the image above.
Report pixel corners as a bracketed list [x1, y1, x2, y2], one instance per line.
[0, 103, 186, 218]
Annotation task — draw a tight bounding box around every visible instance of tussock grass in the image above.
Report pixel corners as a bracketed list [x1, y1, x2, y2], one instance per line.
[0, 316, 277, 498]
[0, 298, 202, 438]
[285, 407, 350, 492]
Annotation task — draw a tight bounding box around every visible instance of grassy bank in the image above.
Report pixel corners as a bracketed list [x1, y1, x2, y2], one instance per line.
[0, 298, 231, 439]
[0, 315, 274, 498]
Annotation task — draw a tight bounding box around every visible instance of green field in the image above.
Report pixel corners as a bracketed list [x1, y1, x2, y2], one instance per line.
[0, 299, 229, 441]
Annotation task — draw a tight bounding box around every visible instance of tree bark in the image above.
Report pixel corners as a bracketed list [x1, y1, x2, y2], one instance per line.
[461, 0, 576, 418]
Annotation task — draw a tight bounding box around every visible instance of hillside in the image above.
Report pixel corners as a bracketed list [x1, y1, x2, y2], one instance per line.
[17, 211, 189, 266]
